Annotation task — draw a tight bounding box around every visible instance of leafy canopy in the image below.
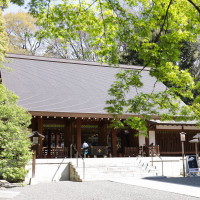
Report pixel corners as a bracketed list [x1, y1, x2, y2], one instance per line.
[0, 0, 32, 182]
[4, 12, 42, 55]
[0, 84, 32, 182]
[34, 0, 200, 133]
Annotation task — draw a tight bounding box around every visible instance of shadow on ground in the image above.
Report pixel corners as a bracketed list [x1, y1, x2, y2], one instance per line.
[143, 176, 200, 188]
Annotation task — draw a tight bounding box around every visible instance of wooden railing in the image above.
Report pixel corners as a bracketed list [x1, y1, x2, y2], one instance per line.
[70, 144, 85, 179]
[139, 145, 160, 157]
[42, 147, 68, 158]
[144, 144, 163, 176]
[124, 147, 138, 157]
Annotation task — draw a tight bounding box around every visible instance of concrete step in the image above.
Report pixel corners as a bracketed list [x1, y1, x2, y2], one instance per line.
[75, 169, 158, 175]
[70, 161, 140, 168]
[69, 157, 162, 181]
[82, 173, 159, 181]
[74, 167, 160, 180]
[70, 157, 139, 165]
[79, 172, 159, 181]
[76, 166, 139, 171]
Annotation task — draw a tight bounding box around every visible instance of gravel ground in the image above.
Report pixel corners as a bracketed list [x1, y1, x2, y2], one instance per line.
[0, 180, 199, 200]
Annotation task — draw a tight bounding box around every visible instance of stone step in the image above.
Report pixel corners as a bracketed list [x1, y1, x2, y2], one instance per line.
[76, 166, 139, 171]
[70, 161, 140, 167]
[70, 157, 140, 165]
[80, 172, 159, 181]
[76, 169, 159, 175]
[69, 157, 161, 181]
[75, 167, 160, 180]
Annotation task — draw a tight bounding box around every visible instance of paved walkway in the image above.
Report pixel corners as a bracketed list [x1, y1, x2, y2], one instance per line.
[110, 176, 200, 198]
[1, 177, 200, 199]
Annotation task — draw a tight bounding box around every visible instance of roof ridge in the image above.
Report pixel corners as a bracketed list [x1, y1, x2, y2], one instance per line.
[6, 53, 150, 71]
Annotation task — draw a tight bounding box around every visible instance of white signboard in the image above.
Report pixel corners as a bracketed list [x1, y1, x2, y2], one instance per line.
[180, 134, 185, 142]
[186, 155, 199, 175]
[33, 137, 39, 144]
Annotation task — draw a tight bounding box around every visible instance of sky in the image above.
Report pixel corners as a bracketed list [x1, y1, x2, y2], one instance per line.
[3, 2, 28, 15]
[3, 0, 89, 15]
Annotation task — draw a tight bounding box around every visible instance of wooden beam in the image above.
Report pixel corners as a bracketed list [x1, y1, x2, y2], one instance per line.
[43, 119, 65, 124]
[30, 111, 161, 120]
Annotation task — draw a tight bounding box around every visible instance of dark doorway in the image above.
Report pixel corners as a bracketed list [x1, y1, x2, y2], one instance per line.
[42, 127, 67, 158]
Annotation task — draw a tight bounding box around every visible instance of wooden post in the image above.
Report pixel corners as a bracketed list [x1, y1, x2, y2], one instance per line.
[195, 143, 198, 158]
[32, 148, 36, 178]
[145, 130, 150, 157]
[64, 120, 70, 147]
[111, 128, 117, 157]
[77, 118, 82, 153]
[38, 117, 43, 158]
[56, 133, 59, 148]
[31, 117, 38, 131]
[182, 141, 185, 177]
[99, 122, 108, 146]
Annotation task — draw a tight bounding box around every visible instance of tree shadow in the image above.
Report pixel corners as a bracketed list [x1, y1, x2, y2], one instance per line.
[143, 176, 200, 188]
[59, 165, 69, 181]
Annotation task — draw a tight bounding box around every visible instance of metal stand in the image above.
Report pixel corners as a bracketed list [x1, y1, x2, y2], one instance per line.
[32, 149, 36, 178]
[182, 141, 185, 177]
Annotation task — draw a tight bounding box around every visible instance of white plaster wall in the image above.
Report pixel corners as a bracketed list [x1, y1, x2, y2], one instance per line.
[140, 157, 183, 177]
[149, 131, 155, 145]
[139, 133, 146, 146]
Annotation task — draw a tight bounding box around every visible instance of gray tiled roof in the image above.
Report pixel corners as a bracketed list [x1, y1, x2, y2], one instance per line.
[2, 54, 167, 116]
[149, 120, 198, 125]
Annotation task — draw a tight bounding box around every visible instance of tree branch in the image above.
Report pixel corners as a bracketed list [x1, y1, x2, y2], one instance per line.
[69, 39, 81, 59]
[79, 31, 85, 60]
[85, 0, 97, 11]
[99, 0, 107, 42]
[187, 0, 200, 14]
[154, 0, 173, 43]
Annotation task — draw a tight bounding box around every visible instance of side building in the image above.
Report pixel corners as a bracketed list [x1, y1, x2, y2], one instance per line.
[1, 54, 199, 158]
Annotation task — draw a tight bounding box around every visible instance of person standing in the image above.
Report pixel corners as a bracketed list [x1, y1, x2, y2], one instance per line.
[82, 141, 89, 158]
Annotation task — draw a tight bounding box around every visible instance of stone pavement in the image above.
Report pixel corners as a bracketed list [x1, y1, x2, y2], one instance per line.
[0, 177, 200, 199]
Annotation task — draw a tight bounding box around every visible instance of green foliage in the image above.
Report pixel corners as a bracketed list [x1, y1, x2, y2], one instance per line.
[4, 12, 41, 55]
[104, 0, 200, 131]
[35, 0, 119, 62]
[19, 0, 200, 132]
[0, 8, 8, 63]
[0, 84, 32, 182]
[9, 0, 24, 6]
[0, 1, 32, 182]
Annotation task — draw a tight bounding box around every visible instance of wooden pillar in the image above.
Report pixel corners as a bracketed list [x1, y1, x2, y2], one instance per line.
[38, 117, 43, 158]
[56, 133, 59, 147]
[111, 128, 117, 157]
[145, 130, 150, 157]
[64, 120, 71, 148]
[99, 122, 108, 146]
[71, 121, 75, 145]
[64, 119, 75, 157]
[77, 118, 82, 153]
[31, 117, 38, 131]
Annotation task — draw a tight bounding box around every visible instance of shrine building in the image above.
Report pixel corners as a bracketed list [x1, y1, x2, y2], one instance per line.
[1, 54, 200, 158]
